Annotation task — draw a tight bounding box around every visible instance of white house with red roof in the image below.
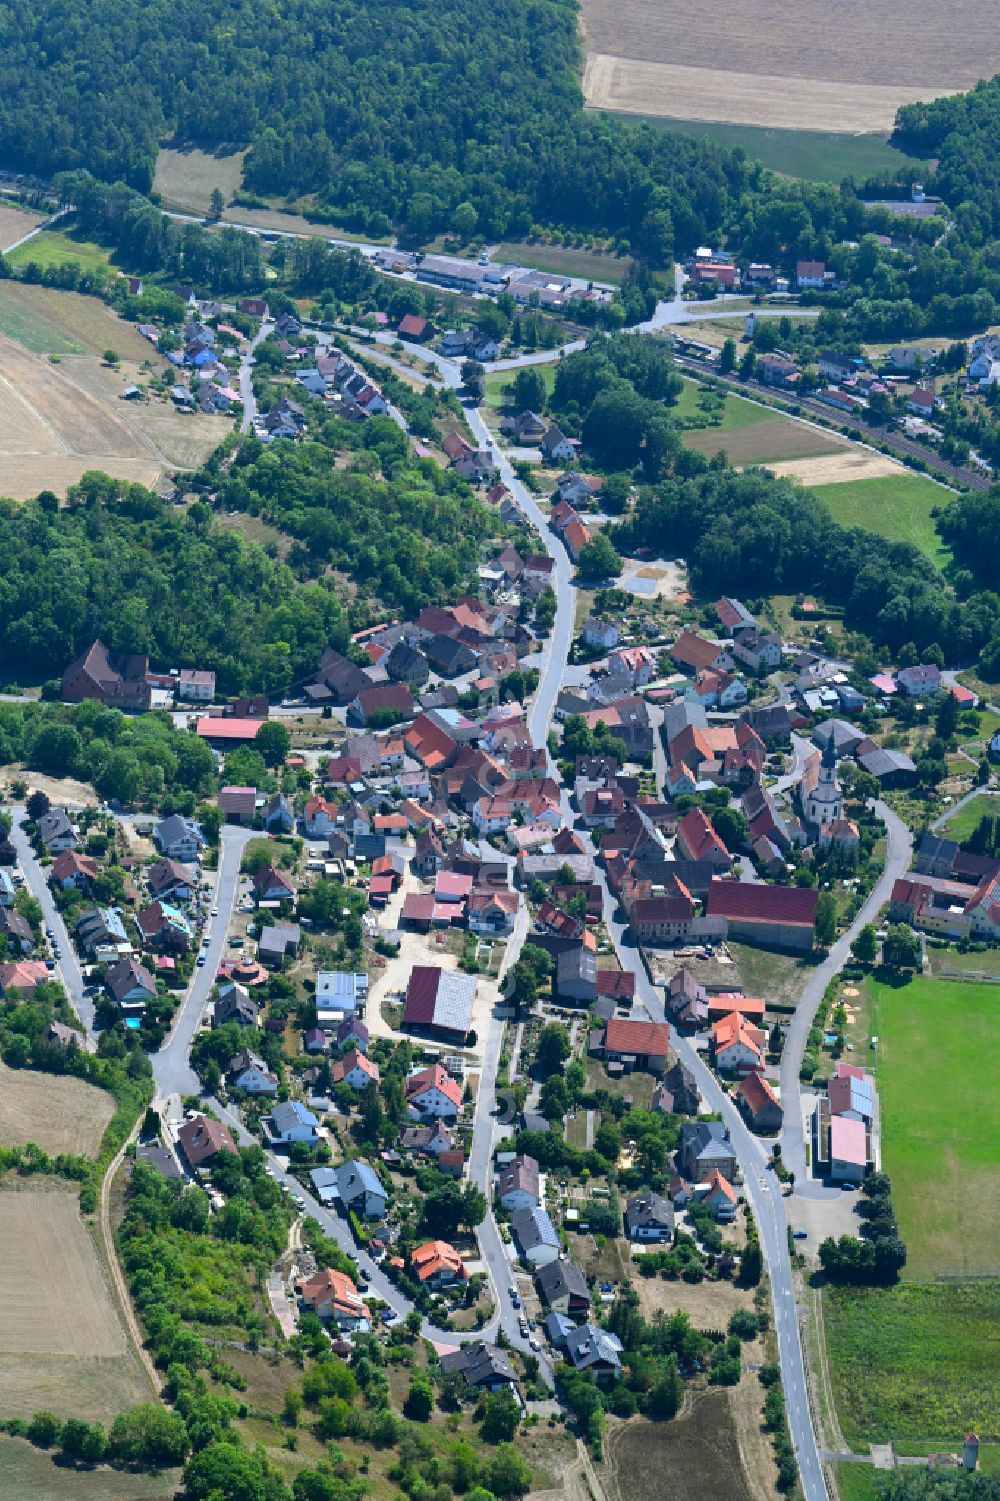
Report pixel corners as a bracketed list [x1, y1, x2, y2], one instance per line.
[405, 1063, 463, 1119]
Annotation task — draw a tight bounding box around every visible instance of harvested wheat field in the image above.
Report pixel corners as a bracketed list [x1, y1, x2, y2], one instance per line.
[0, 1060, 113, 1157]
[764, 451, 904, 486]
[0, 286, 231, 496]
[683, 417, 844, 466]
[580, 0, 1000, 132]
[0, 1183, 153, 1421]
[0, 204, 44, 253]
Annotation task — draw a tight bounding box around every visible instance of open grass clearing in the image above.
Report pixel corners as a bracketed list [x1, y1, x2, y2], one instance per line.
[631, 1265, 754, 1330]
[0, 1182, 152, 1422]
[823, 1279, 1000, 1444]
[616, 118, 929, 184]
[871, 974, 1000, 1278]
[927, 944, 1000, 981]
[485, 360, 558, 413]
[0, 1437, 178, 1501]
[6, 229, 112, 276]
[811, 473, 950, 566]
[0, 1060, 113, 1157]
[0, 204, 45, 252]
[937, 792, 1000, 844]
[153, 146, 247, 216]
[683, 415, 844, 466]
[493, 241, 625, 284]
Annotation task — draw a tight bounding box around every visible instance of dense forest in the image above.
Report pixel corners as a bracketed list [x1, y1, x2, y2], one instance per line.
[0, 408, 494, 691]
[895, 76, 1000, 242]
[0, 0, 753, 258]
[615, 469, 1000, 676]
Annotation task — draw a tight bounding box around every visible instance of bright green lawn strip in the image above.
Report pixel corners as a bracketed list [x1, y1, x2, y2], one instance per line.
[938, 792, 999, 844]
[485, 361, 558, 411]
[604, 115, 929, 184]
[810, 474, 950, 566]
[872, 974, 1000, 1277]
[823, 1280, 1000, 1444]
[6, 228, 112, 275]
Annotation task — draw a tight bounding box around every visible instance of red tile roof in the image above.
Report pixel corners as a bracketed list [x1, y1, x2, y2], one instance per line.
[196, 717, 263, 742]
[706, 879, 818, 928]
[603, 1018, 669, 1057]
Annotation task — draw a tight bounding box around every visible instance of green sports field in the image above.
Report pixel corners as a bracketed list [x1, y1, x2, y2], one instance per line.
[871, 974, 1000, 1278]
[810, 473, 950, 565]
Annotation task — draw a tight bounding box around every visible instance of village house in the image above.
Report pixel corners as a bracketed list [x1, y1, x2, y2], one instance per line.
[406, 1063, 463, 1120]
[536, 1256, 591, 1316]
[736, 1071, 783, 1131]
[497, 1154, 541, 1212]
[36, 807, 78, 854]
[440, 1342, 517, 1395]
[597, 1018, 670, 1074]
[337, 1158, 388, 1218]
[625, 1191, 675, 1242]
[49, 850, 97, 891]
[106, 956, 157, 1011]
[564, 1324, 622, 1381]
[266, 1100, 319, 1147]
[297, 1268, 369, 1332]
[214, 984, 259, 1028]
[412, 1240, 467, 1289]
[218, 785, 257, 826]
[711, 1010, 766, 1073]
[693, 1170, 738, 1221]
[679, 1121, 737, 1182]
[155, 815, 206, 863]
[229, 1049, 279, 1095]
[61, 639, 150, 711]
[177, 1114, 237, 1170]
[331, 1048, 380, 1091]
[511, 1205, 561, 1267]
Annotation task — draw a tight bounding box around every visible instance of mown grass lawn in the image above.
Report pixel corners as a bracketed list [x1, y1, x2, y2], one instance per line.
[871, 974, 1000, 1278]
[670, 376, 779, 431]
[484, 360, 558, 412]
[6, 228, 112, 275]
[810, 473, 950, 566]
[938, 792, 1000, 845]
[823, 1279, 1000, 1445]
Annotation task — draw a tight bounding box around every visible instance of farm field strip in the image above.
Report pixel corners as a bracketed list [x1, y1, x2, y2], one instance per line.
[580, 0, 1000, 131]
[615, 118, 928, 184]
[0, 1185, 152, 1422]
[766, 453, 904, 486]
[681, 416, 844, 465]
[582, 55, 932, 134]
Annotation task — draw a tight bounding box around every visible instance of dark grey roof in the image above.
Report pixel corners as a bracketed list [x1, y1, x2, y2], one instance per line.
[536, 1257, 589, 1305]
[626, 1191, 674, 1232]
[440, 1340, 516, 1387]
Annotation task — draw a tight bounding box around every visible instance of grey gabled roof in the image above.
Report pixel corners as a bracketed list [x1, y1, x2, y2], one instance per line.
[565, 1322, 622, 1371]
[511, 1205, 559, 1251]
[336, 1158, 385, 1201]
[536, 1256, 589, 1304]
